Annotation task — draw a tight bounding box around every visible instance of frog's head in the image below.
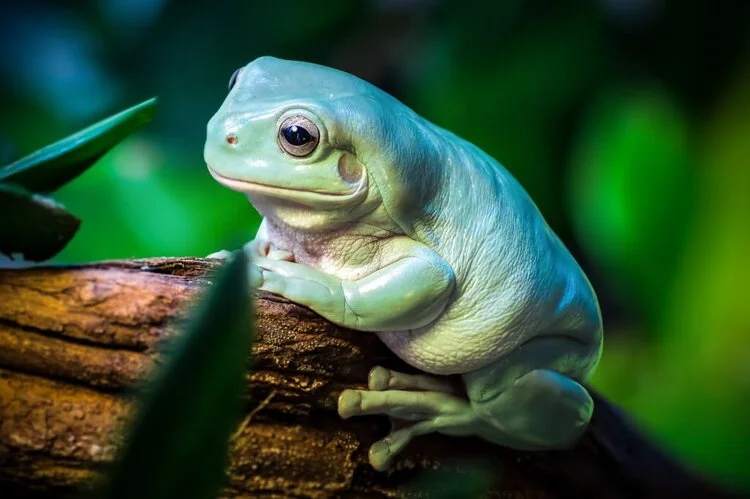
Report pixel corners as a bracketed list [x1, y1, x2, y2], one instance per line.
[205, 56, 442, 233]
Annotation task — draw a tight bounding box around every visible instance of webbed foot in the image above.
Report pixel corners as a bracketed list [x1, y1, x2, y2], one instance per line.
[338, 366, 479, 471]
[338, 359, 594, 471]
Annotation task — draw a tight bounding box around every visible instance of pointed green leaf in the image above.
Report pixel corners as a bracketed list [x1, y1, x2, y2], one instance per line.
[97, 252, 253, 499]
[0, 98, 157, 193]
[0, 183, 80, 261]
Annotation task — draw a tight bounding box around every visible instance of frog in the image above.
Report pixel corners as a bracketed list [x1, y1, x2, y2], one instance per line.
[204, 56, 603, 471]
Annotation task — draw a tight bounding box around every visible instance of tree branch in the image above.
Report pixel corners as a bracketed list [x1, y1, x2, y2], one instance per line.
[0, 258, 737, 498]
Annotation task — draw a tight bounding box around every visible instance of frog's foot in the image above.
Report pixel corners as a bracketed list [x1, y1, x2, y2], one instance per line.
[338, 366, 479, 471]
[339, 359, 594, 471]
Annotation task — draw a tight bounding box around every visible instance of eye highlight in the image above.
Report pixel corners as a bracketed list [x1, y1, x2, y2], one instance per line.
[278, 116, 320, 157]
[228, 68, 242, 91]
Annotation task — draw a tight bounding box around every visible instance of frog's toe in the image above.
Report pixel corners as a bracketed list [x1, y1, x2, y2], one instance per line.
[338, 389, 363, 419]
[368, 440, 392, 471]
[267, 248, 295, 261]
[367, 366, 456, 394]
[337, 388, 468, 422]
[367, 413, 480, 471]
[244, 239, 271, 257]
[245, 238, 295, 261]
[368, 432, 408, 471]
[367, 366, 391, 391]
[249, 265, 263, 288]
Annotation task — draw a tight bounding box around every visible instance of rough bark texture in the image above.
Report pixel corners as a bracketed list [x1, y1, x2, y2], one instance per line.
[0, 258, 740, 498]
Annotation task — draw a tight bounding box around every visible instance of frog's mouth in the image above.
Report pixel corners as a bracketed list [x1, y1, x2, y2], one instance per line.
[207, 166, 367, 208]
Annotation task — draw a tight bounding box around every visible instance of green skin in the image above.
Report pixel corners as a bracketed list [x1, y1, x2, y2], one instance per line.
[205, 56, 603, 471]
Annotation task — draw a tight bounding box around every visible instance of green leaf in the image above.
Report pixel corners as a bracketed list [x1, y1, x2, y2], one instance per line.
[97, 252, 253, 499]
[0, 98, 157, 193]
[0, 183, 80, 261]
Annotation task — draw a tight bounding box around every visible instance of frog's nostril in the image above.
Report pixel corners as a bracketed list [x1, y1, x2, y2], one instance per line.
[226, 133, 238, 145]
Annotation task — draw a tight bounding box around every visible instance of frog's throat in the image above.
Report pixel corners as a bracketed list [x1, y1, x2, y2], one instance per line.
[207, 165, 368, 208]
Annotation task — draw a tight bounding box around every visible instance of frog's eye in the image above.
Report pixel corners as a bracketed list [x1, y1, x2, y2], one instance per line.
[278, 116, 320, 157]
[228, 68, 242, 91]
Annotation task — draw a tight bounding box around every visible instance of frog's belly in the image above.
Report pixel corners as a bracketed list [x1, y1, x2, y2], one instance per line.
[375, 318, 520, 375]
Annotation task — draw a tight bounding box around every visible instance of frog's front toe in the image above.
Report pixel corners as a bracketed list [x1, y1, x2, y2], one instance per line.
[244, 238, 295, 261]
[249, 265, 263, 288]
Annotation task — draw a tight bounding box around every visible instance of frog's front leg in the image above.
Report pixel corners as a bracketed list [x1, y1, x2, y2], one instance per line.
[253, 241, 455, 331]
[339, 336, 597, 470]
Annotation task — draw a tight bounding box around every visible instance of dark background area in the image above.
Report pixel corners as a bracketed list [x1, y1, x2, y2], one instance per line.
[1, 0, 749, 492]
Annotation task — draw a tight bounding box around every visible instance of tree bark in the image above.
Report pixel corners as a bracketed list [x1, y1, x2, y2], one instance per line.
[0, 258, 739, 498]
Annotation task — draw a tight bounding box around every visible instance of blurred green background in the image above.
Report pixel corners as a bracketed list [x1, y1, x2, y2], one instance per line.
[2, 0, 749, 492]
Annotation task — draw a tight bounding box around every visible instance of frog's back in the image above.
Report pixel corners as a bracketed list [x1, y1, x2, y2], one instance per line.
[377, 128, 602, 376]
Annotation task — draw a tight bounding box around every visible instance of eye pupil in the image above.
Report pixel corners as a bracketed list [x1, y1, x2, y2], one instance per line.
[283, 125, 312, 146]
[278, 115, 320, 157]
[228, 68, 241, 91]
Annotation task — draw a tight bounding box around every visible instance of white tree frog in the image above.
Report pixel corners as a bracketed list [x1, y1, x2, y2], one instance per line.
[204, 56, 603, 471]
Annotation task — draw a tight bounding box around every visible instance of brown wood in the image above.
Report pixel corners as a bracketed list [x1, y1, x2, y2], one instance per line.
[0, 258, 739, 498]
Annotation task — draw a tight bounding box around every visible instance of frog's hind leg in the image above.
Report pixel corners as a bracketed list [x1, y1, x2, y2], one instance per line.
[463, 335, 598, 450]
[338, 337, 599, 470]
